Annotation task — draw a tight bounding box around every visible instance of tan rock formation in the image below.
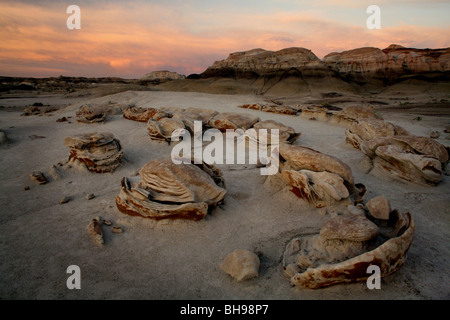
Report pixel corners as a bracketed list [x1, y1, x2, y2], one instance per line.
[63, 132, 123, 173]
[253, 120, 300, 144]
[279, 144, 354, 185]
[115, 158, 226, 220]
[208, 112, 259, 131]
[147, 117, 187, 141]
[283, 207, 415, 289]
[76, 105, 107, 123]
[323, 45, 450, 83]
[123, 106, 169, 122]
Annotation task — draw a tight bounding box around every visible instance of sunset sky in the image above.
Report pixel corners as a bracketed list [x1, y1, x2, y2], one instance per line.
[1, 0, 449, 78]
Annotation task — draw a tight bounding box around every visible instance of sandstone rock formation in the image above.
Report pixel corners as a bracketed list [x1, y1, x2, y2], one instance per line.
[21, 105, 57, 116]
[198, 45, 449, 94]
[140, 70, 186, 83]
[76, 105, 107, 124]
[123, 106, 169, 122]
[346, 120, 448, 185]
[323, 44, 450, 84]
[252, 120, 301, 144]
[63, 132, 123, 173]
[277, 144, 365, 207]
[115, 158, 226, 220]
[282, 204, 415, 289]
[238, 103, 298, 116]
[147, 117, 187, 141]
[220, 249, 260, 282]
[208, 112, 259, 131]
[202, 47, 323, 79]
[172, 107, 219, 132]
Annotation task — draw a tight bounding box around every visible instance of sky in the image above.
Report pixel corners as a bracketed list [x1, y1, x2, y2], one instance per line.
[0, 0, 449, 78]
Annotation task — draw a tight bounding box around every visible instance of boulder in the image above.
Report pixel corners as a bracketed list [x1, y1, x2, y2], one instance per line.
[220, 249, 260, 282]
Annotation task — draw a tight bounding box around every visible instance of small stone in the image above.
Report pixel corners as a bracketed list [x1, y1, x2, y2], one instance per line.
[366, 195, 391, 220]
[60, 196, 71, 204]
[430, 131, 440, 139]
[86, 193, 95, 200]
[30, 171, 47, 185]
[88, 217, 104, 246]
[220, 249, 260, 282]
[24, 186, 30, 191]
[102, 219, 112, 226]
[112, 226, 123, 233]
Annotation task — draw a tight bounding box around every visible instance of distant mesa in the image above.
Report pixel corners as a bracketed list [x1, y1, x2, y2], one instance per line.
[198, 44, 450, 91]
[140, 70, 186, 84]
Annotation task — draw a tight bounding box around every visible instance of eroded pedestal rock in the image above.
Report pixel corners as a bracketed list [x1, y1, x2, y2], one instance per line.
[282, 204, 414, 289]
[63, 132, 123, 173]
[115, 158, 226, 220]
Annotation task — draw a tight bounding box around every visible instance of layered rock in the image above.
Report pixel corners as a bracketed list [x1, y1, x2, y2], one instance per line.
[200, 45, 450, 87]
[346, 119, 448, 185]
[147, 117, 186, 142]
[238, 103, 298, 116]
[282, 204, 415, 289]
[207, 112, 260, 131]
[63, 132, 123, 173]
[202, 47, 323, 79]
[323, 44, 450, 84]
[276, 144, 366, 207]
[140, 70, 186, 83]
[123, 106, 169, 122]
[115, 158, 226, 220]
[76, 105, 107, 124]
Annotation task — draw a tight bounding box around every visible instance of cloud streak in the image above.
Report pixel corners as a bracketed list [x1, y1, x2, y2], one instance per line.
[0, 0, 448, 78]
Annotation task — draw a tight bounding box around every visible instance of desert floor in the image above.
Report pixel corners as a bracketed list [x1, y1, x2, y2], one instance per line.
[0, 89, 449, 300]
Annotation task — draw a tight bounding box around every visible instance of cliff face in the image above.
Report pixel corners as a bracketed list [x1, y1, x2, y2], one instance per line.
[202, 47, 328, 79]
[141, 70, 186, 82]
[200, 45, 450, 87]
[323, 44, 450, 84]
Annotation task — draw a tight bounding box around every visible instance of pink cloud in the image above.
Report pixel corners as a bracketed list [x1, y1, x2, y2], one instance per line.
[0, 1, 448, 78]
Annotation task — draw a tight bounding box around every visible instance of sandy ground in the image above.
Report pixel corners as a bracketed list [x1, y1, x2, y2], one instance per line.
[0, 90, 449, 300]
